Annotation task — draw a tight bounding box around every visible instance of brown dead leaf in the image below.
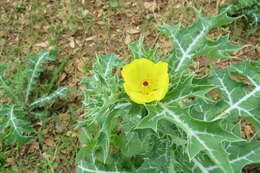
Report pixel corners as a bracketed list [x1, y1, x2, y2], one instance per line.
[28, 142, 39, 153]
[21, 168, 37, 173]
[0, 31, 5, 37]
[239, 118, 255, 139]
[125, 9, 135, 17]
[144, 2, 157, 11]
[45, 138, 54, 147]
[97, 9, 104, 17]
[35, 41, 49, 48]
[20, 141, 40, 155]
[86, 35, 98, 41]
[124, 34, 131, 45]
[126, 27, 140, 34]
[42, 129, 49, 135]
[59, 113, 70, 121]
[174, 3, 183, 9]
[243, 124, 255, 139]
[35, 120, 42, 126]
[76, 59, 86, 73]
[69, 37, 75, 48]
[96, 20, 105, 25]
[89, 42, 95, 47]
[160, 38, 172, 50]
[208, 89, 221, 100]
[76, 108, 84, 115]
[6, 158, 14, 164]
[58, 73, 67, 84]
[55, 120, 68, 133]
[78, 85, 85, 91]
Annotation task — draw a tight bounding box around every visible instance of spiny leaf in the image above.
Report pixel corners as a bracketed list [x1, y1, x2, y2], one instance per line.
[136, 104, 166, 132]
[203, 60, 260, 135]
[235, 0, 258, 7]
[77, 159, 129, 173]
[82, 54, 125, 125]
[128, 36, 157, 60]
[190, 60, 260, 136]
[0, 105, 33, 146]
[164, 73, 215, 104]
[95, 107, 121, 164]
[195, 35, 244, 59]
[193, 139, 260, 173]
[158, 9, 240, 73]
[0, 63, 19, 101]
[142, 103, 243, 173]
[220, 0, 260, 26]
[0, 74, 18, 102]
[120, 130, 152, 158]
[97, 131, 110, 163]
[136, 139, 174, 173]
[25, 51, 55, 103]
[94, 53, 122, 79]
[29, 87, 68, 108]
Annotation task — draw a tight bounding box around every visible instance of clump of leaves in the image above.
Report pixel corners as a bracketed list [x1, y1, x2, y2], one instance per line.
[0, 51, 68, 146]
[220, 0, 260, 27]
[77, 9, 260, 173]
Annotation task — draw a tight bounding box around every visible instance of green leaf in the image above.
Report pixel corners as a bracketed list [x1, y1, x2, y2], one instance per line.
[93, 53, 122, 79]
[158, 9, 240, 73]
[128, 36, 157, 60]
[136, 101, 243, 173]
[29, 87, 68, 108]
[158, 103, 242, 173]
[222, 139, 260, 173]
[190, 99, 227, 121]
[97, 131, 110, 163]
[220, 0, 260, 26]
[201, 61, 260, 136]
[82, 53, 125, 125]
[136, 104, 166, 132]
[234, 0, 258, 7]
[246, 8, 260, 26]
[25, 51, 55, 103]
[121, 130, 152, 157]
[0, 63, 20, 102]
[195, 35, 244, 59]
[137, 139, 175, 173]
[193, 139, 260, 173]
[77, 160, 129, 173]
[0, 104, 33, 146]
[165, 73, 215, 103]
[0, 73, 18, 102]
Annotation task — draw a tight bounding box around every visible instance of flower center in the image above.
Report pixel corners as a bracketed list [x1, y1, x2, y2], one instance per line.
[143, 81, 149, 86]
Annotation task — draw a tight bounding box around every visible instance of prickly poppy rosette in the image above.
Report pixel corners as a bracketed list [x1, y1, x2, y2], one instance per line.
[121, 58, 169, 104]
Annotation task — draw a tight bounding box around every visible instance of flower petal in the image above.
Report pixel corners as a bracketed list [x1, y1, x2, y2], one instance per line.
[122, 58, 169, 104]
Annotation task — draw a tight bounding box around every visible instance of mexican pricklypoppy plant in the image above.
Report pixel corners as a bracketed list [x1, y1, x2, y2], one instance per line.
[0, 51, 68, 146]
[77, 9, 260, 173]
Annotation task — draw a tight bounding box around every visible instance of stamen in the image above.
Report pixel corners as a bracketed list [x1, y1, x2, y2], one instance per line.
[143, 81, 149, 86]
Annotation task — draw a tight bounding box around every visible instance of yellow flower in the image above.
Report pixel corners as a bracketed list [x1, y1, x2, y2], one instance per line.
[121, 58, 169, 104]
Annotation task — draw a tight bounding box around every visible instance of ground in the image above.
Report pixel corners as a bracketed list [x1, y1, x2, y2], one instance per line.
[0, 0, 259, 172]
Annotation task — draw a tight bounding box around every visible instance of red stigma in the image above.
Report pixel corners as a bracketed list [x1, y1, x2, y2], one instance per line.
[143, 81, 149, 86]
